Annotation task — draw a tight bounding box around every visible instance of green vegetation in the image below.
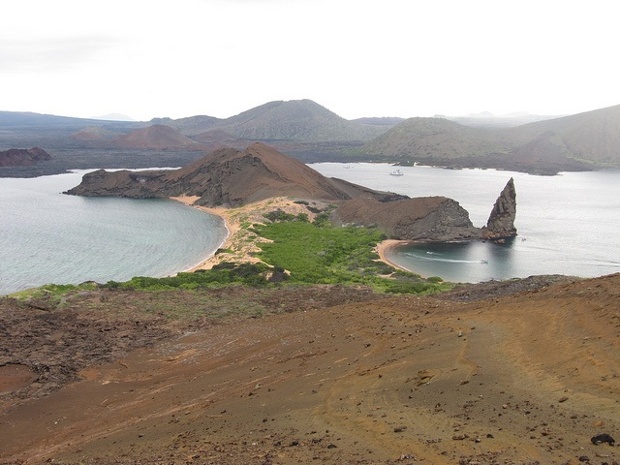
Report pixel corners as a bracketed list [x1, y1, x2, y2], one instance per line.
[253, 219, 447, 293]
[106, 262, 272, 291]
[13, 208, 449, 298]
[97, 211, 449, 295]
[10, 282, 98, 307]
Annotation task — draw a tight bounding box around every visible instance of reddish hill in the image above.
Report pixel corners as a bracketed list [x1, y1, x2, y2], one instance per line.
[0, 147, 51, 167]
[71, 126, 120, 142]
[65, 142, 387, 205]
[166, 142, 369, 205]
[115, 124, 201, 150]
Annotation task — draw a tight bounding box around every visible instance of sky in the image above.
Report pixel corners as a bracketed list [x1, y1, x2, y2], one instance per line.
[1, 0, 619, 122]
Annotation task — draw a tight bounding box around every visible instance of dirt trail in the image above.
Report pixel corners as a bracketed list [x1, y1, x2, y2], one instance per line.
[2, 275, 620, 464]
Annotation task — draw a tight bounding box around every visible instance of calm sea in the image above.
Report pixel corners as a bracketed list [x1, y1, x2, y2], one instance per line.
[0, 170, 227, 295]
[311, 163, 620, 283]
[2, 165, 619, 293]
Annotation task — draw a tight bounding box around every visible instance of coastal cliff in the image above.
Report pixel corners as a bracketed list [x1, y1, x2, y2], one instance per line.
[331, 177, 516, 242]
[331, 196, 480, 241]
[66, 143, 516, 242]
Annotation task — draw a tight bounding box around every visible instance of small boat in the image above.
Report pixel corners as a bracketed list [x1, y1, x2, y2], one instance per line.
[389, 169, 404, 176]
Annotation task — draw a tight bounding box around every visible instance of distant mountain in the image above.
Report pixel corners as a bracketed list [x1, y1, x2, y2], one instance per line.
[150, 115, 221, 136]
[361, 117, 511, 160]
[71, 126, 123, 143]
[192, 100, 390, 143]
[448, 112, 560, 128]
[0, 101, 395, 152]
[2, 101, 620, 175]
[0, 147, 51, 167]
[114, 125, 203, 150]
[149, 100, 392, 144]
[512, 105, 620, 167]
[0, 111, 144, 148]
[360, 105, 620, 174]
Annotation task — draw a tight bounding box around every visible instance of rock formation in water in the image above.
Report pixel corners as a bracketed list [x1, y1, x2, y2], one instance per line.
[66, 143, 517, 243]
[331, 196, 480, 241]
[0, 147, 51, 167]
[481, 177, 517, 241]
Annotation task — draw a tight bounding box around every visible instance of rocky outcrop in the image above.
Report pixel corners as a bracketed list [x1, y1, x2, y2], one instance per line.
[334, 178, 516, 242]
[481, 178, 517, 241]
[0, 147, 51, 167]
[332, 196, 480, 241]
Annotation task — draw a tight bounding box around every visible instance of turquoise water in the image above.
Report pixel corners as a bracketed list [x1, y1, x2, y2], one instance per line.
[312, 163, 620, 283]
[0, 170, 228, 295]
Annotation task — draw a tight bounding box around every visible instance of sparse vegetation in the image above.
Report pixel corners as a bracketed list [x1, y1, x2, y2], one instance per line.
[97, 214, 449, 295]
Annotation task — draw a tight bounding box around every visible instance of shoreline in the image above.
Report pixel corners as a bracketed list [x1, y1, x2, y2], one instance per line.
[170, 196, 240, 271]
[375, 239, 415, 273]
[171, 196, 413, 274]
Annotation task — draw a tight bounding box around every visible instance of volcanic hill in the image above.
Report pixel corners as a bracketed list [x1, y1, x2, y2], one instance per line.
[113, 124, 202, 150]
[360, 104, 620, 174]
[0, 147, 51, 167]
[66, 143, 516, 242]
[3, 100, 620, 176]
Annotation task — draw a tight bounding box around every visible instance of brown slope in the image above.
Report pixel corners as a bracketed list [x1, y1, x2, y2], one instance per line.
[3, 274, 620, 464]
[332, 195, 480, 241]
[71, 126, 121, 142]
[65, 143, 389, 206]
[164, 142, 372, 206]
[115, 124, 202, 150]
[0, 147, 51, 167]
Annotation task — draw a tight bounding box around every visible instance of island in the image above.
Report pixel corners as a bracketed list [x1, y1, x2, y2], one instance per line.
[65, 142, 517, 272]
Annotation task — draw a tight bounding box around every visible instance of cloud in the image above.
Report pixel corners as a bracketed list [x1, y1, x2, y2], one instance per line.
[0, 35, 119, 74]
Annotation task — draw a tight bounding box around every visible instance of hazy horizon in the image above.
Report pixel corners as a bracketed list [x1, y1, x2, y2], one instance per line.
[2, 0, 619, 122]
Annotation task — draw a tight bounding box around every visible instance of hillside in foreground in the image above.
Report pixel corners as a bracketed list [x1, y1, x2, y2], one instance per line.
[2, 272, 620, 464]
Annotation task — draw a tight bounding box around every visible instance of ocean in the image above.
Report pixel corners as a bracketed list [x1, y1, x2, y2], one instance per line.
[2, 164, 619, 294]
[0, 170, 227, 295]
[311, 163, 620, 283]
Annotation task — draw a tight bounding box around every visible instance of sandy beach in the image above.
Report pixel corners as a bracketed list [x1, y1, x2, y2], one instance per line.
[375, 238, 411, 272]
[170, 196, 239, 270]
[171, 196, 413, 274]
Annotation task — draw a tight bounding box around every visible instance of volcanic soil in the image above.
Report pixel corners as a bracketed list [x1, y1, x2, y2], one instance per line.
[2, 274, 620, 465]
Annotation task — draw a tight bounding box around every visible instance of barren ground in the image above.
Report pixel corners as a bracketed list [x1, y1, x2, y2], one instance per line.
[2, 273, 620, 465]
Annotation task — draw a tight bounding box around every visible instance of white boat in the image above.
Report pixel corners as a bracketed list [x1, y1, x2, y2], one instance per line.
[389, 169, 404, 176]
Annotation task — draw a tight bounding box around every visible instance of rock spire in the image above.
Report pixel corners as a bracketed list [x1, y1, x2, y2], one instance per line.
[481, 178, 517, 241]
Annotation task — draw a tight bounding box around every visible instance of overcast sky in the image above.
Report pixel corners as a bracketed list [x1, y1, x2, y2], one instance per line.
[1, 0, 618, 121]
